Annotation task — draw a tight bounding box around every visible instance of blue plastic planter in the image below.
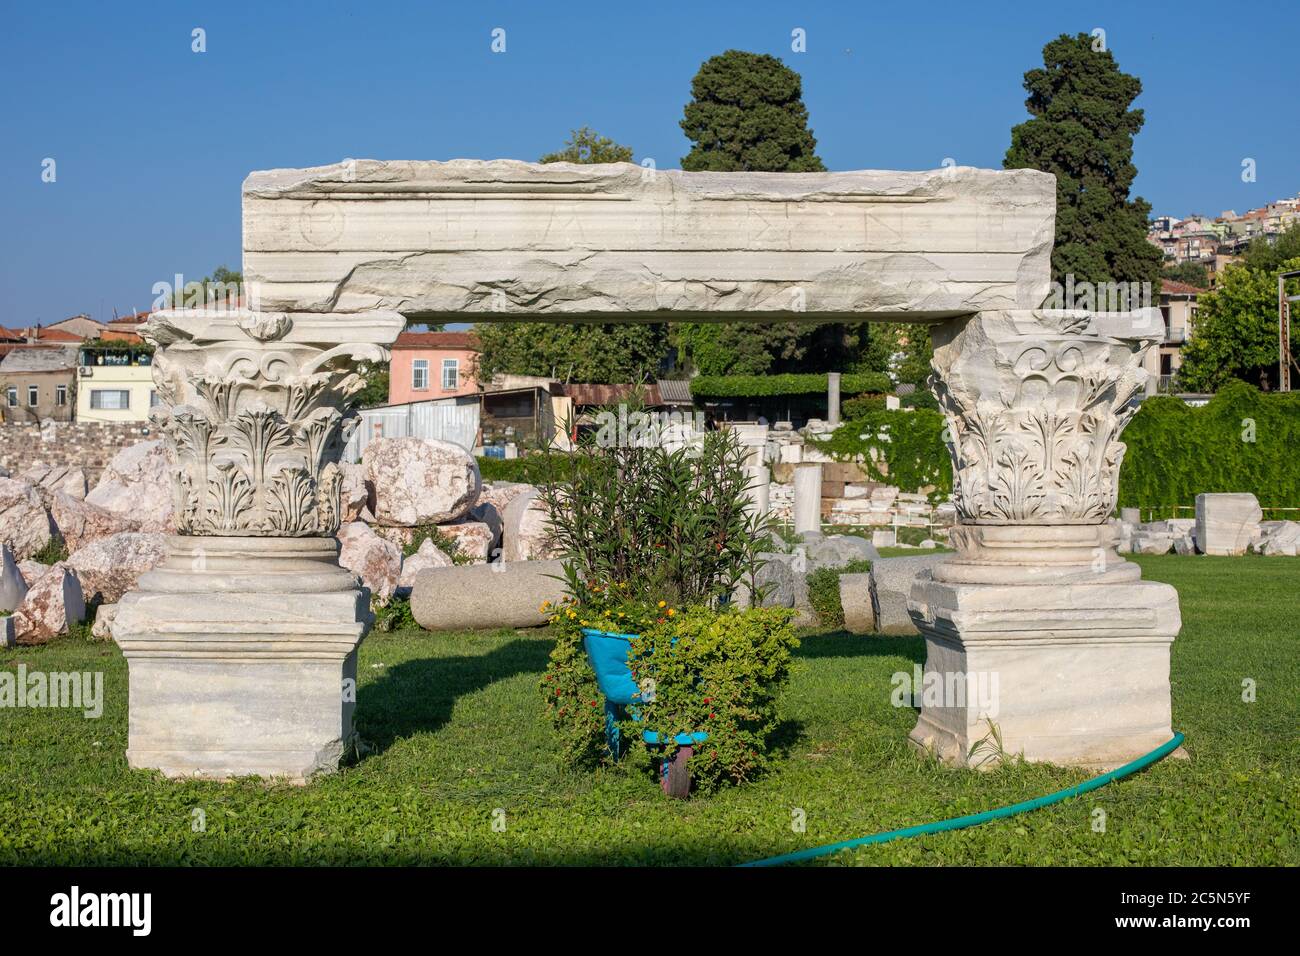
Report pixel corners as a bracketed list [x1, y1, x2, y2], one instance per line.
[580, 627, 709, 757]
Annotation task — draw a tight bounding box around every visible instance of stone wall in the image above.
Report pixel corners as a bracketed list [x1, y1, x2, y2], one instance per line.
[0, 421, 156, 482]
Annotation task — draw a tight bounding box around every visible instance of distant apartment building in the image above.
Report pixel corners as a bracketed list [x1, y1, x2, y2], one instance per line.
[0, 346, 77, 423]
[1142, 280, 1205, 394]
[387, 331, 480, 405]
[1149, 193, 1300, 266]
[75, 342, 157, 422]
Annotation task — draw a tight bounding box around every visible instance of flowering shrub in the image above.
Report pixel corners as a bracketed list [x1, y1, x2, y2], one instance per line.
[536, 407, 796, 791]
[541, 589, 798, 792]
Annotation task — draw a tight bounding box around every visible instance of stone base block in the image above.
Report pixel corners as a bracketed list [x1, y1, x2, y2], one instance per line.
[907, 573, 1179, 769]
[114, 536, 369, 783]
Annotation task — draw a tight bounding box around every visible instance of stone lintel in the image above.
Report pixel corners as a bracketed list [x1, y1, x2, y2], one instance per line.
[240, 159, 1056, 318]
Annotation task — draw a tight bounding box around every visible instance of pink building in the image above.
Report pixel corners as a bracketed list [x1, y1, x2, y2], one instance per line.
[387, 331, 480, 405]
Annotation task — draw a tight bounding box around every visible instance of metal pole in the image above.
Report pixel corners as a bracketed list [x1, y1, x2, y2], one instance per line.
[1280, 270, 1300, 393]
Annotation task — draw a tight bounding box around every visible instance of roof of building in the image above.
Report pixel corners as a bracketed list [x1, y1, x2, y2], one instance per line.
[655, 378, 693, 404]
[1161, 280, 1207, 295]
[558, 381, 692, 407]
[0, 346, 78, 373]
[392, 331, 481, 351]
[48, 314, 108, 335]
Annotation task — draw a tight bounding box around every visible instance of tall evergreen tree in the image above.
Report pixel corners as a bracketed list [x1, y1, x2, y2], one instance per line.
[1004, 33, 1162, 292]
[680, 50, 825, 172]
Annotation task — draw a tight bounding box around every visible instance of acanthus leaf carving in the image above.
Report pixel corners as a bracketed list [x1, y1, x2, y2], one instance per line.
[142, 308, 401, 537]
[930, 310, 1159, 526]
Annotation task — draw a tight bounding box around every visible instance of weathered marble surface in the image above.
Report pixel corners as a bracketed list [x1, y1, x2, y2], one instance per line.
[114, 536, 368, 783]
[241, 160, 1055, 320]
[1195, 492, 1262, 556]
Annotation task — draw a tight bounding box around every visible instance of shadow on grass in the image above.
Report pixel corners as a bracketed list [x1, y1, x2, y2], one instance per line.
[794, 630, 924, 664]
[357, 637, 555, 754]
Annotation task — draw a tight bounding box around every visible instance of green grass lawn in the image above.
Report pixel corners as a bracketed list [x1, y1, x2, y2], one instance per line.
[1, 555, 1295, 866]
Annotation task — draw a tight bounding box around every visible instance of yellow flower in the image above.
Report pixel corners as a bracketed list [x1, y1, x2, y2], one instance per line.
[657, 601, 666, 608]
[667, 608, 676, 617]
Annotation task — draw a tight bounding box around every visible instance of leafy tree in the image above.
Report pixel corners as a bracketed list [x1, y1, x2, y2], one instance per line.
[680, 50, 825, 172]
[352, 361, 390, 408]
[474, 322, 667, 384]
[1004, 34, 1162, 292]
[1240, 223, 1300, 275]
[162, 265, 243, 309]
[1177, 257, 1300, 391]
[1162, 261, 1209, 289]
[539, 127, 633, 165]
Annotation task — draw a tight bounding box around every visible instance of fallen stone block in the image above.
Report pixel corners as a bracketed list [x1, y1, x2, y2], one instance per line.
[1256, 520, 1300, 557]
[85, 440, 174, 533]
[51, 491, 142, 553]
[18, 465, 87, 507]
[11, 563, 85, 645]
[91, 602, 118, 641]
[336, 521, 402, 604]
[0, 477, 53, 561]
[503, 489, 558, 562]
[397, 538, 453, 596]
[1195, 493, 1262, 556]
[65, 531, 168, 603]
[1, 543, 28, 613]
[1131, 531, 1175, 555]
[363, 437, 481, 526]
[839, 572, 875, 633]
[869, 554, 950, 635]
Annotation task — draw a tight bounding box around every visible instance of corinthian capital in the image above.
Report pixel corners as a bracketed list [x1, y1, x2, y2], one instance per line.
[929, 309, 1161, 526]
[141, 308, 404, 537]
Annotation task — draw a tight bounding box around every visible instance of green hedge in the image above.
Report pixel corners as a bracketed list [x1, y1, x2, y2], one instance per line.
[689, 372, 892, 400]
[1117, 381, 1300, 515]
[476, 454, 569, 485]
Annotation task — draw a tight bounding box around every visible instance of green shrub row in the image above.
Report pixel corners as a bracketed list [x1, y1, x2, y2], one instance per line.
[1117, 380, 1300, 516]
[476, 454, 570, 485]
[689, 372, 892, 400]
[805, 381, 1299, 516]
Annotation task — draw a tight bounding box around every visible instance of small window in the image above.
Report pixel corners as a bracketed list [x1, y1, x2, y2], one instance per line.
[55, 385, 68, 407]
[150, 390, 162, 407]
[90, 389, 130, 410]
[412, 359, 429, 390]
[5, 386, 16, 407]
[441, 358, 459, 390]
[27, 385, 38, 406]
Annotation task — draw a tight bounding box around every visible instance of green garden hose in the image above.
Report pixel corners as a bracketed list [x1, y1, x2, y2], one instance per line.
[740, 731, 1185, 867]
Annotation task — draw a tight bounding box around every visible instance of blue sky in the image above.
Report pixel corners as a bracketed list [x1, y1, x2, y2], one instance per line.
[3, 0, 1297, 325]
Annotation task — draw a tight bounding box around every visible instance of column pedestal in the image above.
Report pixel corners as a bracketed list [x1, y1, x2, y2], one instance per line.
[906, 526, 1179, 769]
[115, 536, 369, 783]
